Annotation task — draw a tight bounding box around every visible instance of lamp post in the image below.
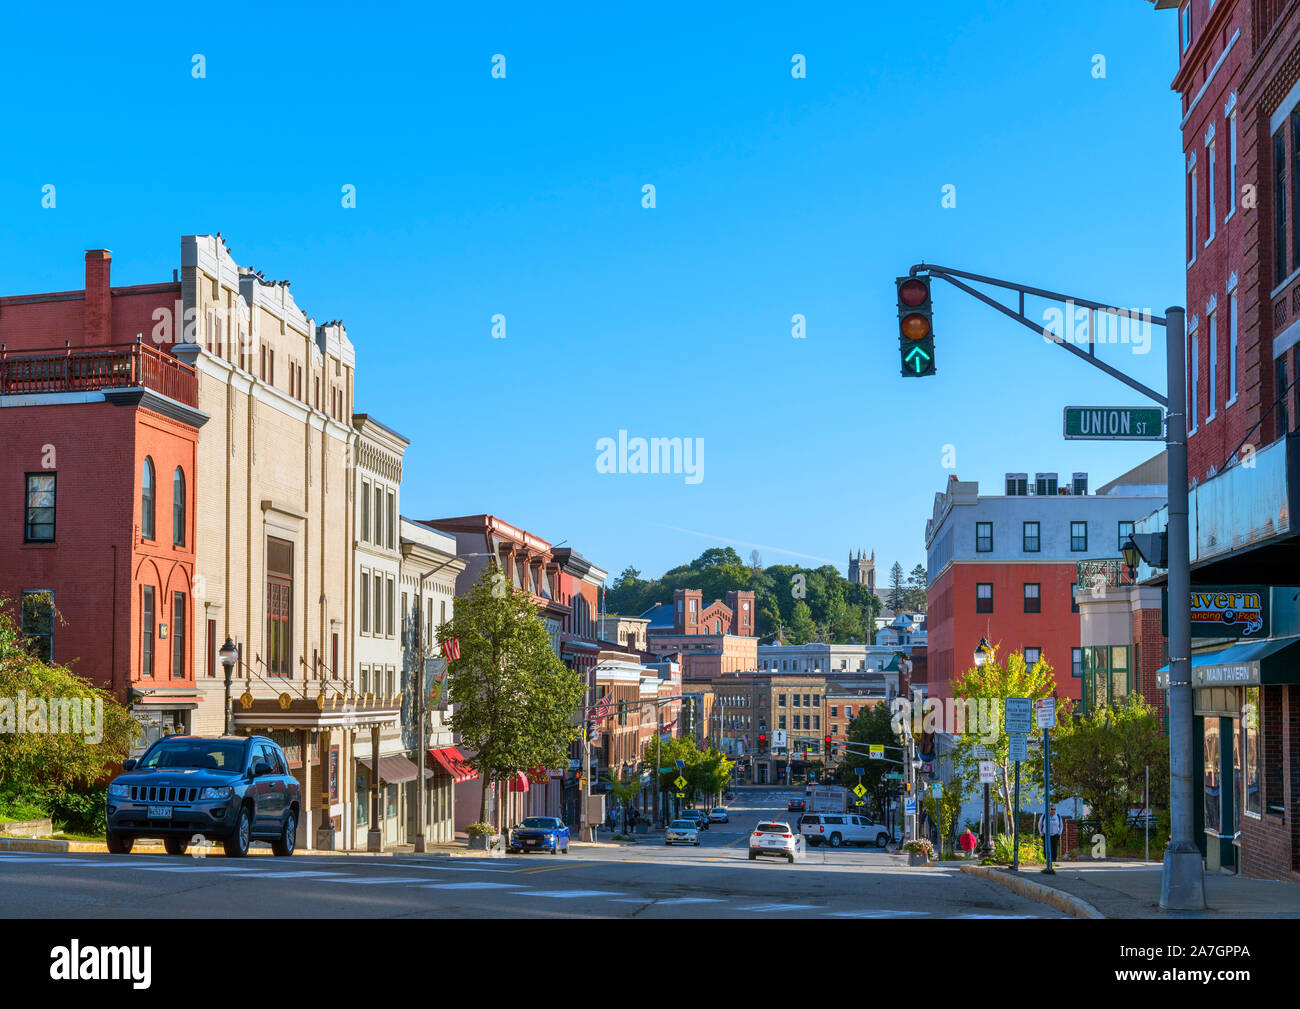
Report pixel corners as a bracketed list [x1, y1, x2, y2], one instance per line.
[218, 637, 239, 736]
[973, 638, 994, 856]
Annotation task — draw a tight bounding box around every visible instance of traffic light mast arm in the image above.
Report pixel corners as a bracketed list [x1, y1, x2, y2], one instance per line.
[909, 263, 1169, 408]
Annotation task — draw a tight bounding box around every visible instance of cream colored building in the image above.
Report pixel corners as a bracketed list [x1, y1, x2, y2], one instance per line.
[175, 233, 394, 851]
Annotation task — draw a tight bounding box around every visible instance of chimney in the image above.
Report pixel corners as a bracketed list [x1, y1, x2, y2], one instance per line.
[84, 249, 112, 346]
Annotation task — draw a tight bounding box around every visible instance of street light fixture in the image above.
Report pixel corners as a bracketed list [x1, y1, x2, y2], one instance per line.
[218, 637, 239, 736]
[972, 637, 994, 855]
[973, 637, 991, 668]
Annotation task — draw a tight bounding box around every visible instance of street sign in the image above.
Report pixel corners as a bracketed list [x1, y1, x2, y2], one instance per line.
[931, 782, 943, 798]
[675, 792, 685, 798]
[885, 772, 904, 780]
[854, 766, 865, 776]
[1035, 697, 1057, 729]
[673, 776, 687, 790]
[1008, 733, 1029, 762]
[1004, 697, 1033, 735]
[869, 744, 884, 760]
[854, 799, 865, 807]
[852, 783, 867, 798]
[972, 744, 993, 759]
[979, 760, 996, 784]
[659, 766, 672, 773]
[674, 759, 685, 770]
[1062, 405, 1164, 440]
[904, 797, 917, 815]
[772, 729, 787, 747]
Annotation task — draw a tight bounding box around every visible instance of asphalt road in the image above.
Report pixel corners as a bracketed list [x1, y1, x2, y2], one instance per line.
[0, 788, 1061, 918]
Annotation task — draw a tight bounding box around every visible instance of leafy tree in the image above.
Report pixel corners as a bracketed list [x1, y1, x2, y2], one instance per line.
[0, 599, 138, 824]
[923, 777, 970, 856]
[905, 563, 928, 612]
[786, 601, 818, 644]
[440, 566, 586, 826]
[606, 764, 647, 832]
[1051, 694, 1169, 845]
[949, 648, 1059, 834]
[887, 562, 906, 611]
[833, 701, 904, 817]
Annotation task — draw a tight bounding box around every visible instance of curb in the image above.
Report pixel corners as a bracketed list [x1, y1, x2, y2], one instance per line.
[0, 837, 494, 858]
[960, 863, 1106, 919]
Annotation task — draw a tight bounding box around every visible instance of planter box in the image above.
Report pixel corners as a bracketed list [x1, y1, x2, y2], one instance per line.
[468, 833, 504, 854]
[907, 851, 932, 866]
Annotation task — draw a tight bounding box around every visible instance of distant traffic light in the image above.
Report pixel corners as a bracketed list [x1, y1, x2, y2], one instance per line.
[758, 733, 768, 751]
[824, 735, 832, 750]
[896, 275, 936, 377]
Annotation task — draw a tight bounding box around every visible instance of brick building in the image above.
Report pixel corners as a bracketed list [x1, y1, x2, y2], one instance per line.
[0, 249, 207, 742]
[1147, 0, 1300, 881]
[643, 588, 758, 680]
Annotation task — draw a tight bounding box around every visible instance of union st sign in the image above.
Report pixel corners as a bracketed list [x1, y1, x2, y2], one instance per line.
[1062, 405, 1164, 440]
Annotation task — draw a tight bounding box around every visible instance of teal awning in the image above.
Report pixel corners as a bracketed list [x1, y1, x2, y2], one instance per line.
[1156, 634, 1300, 688]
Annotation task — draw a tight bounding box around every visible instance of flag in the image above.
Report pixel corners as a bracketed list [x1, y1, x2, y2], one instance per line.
[426, 657, 450, 710]
[441, 636, 460, 661]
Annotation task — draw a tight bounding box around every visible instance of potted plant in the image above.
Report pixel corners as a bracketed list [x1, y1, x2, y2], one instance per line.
[466, 822, 502, 851]
[902, 838, 936, 866]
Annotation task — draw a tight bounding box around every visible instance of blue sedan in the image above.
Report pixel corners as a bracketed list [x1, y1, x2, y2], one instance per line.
[508, 816, 570, 854]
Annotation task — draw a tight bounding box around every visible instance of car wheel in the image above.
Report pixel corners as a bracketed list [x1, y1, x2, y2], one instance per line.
[665, 841, 671, 846]
[877, 833, 890, 849]
[749, 852, 757, 860]
[106, 831, 133, 854]
[222, 806, 252, 858]
[163, 836, 188, 856]
[787, 854, 795, 863]
[550, 842, 559, 855]
[272, 811, 297, 857]
[829, 832, 842, 848]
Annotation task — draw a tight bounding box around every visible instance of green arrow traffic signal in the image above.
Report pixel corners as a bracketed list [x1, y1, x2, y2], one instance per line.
[905, 344, 931, 374]
[897, 275, 936, 378]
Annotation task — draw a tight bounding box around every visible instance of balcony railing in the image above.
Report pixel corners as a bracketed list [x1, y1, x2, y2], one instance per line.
[0, 340, 197, 407]
[1076, 558, 1137, 592]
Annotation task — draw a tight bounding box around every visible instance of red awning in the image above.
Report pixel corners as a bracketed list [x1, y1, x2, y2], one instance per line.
[427, 746, 478, 784]
[508, 770, 530, 793]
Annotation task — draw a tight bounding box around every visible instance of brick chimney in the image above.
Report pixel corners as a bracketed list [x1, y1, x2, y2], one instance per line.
[84, 249, 112, 346]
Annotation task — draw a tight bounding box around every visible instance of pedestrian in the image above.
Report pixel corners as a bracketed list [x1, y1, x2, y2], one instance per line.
[1037, 804, 1063, 861]
[605, 808, 615, 833]
[958, 827, 978, 858]
[626, 806, 637, 834]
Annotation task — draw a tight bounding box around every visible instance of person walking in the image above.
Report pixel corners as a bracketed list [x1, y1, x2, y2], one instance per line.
[959, 827, 978, 858]
[1036, 805, 1063, 861]
[626, 806, 637, 834]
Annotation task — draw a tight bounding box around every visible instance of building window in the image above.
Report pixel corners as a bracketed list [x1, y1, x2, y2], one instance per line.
[1243, 686, 1260, 817]
[374, 486, 384, 546]
[1181, 2, 1190, 52]
[1024, 647, 1041, 667]
[206, 618, 216, 677]
[778, 715, 786, 730]
[1189, 163, 1198, 261]
[24, 473, 55, 542]
[173, 467, 186, 547]
[1206, 138, 1217, 242]
[1022, 521, 1040, 552]
[1071, 647, 1083, 678]
[976, 583, 993, 613]
[1207, 310, 1218, 420]
[374, 572, 383, 639]
[1023, 583, 1041, 613]
[1117, 520, 1135, 552]
[1071, 521, 1088, 552]
[803, 693, 811, 707]
[1228, 284, 1238, 404]
[830, 706, 838, 717]
[792, 693, 800, 707]
[332, 633, 339, 680]
[1189, 323, 1200, 433]
[360, 572, 370, 634]
[1293, 110, 1300, 272]
[361, 482, 370, 542]
[172, 592, 186, 679]
[387, 577, 396, 637]
[1277, 355, 1291, 435]
[266, 537, 293, 677]
[1276, 127, 1287, 283]
[21, 590, 53, 662]
[141, 457, 156, 540]
[813, 715, 820, 730]
[976, 521, 993, 552]
[778, 693, 786, 706]
[387, 491, 396, 549]
[142, 585, 155, 677]
[1228, 108, 1238, 219]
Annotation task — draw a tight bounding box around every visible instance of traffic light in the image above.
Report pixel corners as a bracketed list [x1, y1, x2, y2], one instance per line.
[896, 275, 935, 377]
[758, 733, 768, 751]
[824, 735, 832, 751]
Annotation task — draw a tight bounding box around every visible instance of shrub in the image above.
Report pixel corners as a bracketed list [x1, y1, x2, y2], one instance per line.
[902, 838, 935, 858]
[466, 822, 497, 838]
[991, 832, 1044, 864]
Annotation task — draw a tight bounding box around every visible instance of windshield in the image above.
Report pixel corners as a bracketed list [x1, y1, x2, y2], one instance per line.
[137, 739, 248, 771]
[669, 820, 696, 829]
[520, 818, 558, 829]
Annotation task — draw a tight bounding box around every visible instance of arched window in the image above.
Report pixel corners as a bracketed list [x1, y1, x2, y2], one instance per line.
[141, 458, 155, 540]
[173, 467, 186, 546]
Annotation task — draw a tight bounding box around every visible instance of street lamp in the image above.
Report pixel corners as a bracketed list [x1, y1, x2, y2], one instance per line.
[973, 637, 994, 855]
[218, 637, 239, 736]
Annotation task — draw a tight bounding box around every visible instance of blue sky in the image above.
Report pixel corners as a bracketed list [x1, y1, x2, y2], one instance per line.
[0, 1, 1184, 584]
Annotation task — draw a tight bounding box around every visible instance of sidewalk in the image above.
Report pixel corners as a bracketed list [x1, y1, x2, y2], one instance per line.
[963, 860, 1300, 918]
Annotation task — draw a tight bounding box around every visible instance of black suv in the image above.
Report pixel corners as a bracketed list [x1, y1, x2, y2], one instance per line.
[106, 735, 301, 857]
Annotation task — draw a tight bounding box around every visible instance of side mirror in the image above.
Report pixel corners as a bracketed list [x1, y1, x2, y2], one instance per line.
[122, 758, 137, 772]
[253, 761, 272, 778]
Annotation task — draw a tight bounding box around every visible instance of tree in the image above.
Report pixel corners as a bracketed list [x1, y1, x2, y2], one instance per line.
[606, 764, 647, 832]
[786, 601, 818, 644]
[923, 778, 969, 856]
[886, 562, 906, 611]
[440, 566, 587, 826]
[948, 648, 1059, 834]
[833, 702, 904, 818]
[905, 563, 928, 612]
[748, 550, 763, 573]
[1051, 694, 1169, 845]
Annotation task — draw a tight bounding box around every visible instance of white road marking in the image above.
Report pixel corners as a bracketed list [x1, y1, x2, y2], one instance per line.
[421, 881, 524, 890]
[517, 890, 621, 898]
[739, 903, 820, 912]
[236, 870, 353, 879]
[828, 909, 929, 918]
[318, 876, 430, 885]
[655, 897, 724, 905]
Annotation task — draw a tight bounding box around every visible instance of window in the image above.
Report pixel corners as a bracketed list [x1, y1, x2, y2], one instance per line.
[374, 575, 383, 645]
[1024, 647, 1041, 667]
[1189, 163, 1198, 261]
[24, 473, 55, 542]
[1293, 109, 1300, 272]
[266, 537, 293, 677]
[1206, 137, 1216, 242]
[1207, 309, 1218, 420]
[1071, 521, 1088, 552]
[778, 693, 786, 706]
[845, 705, 853, 718]
[1181, 2, 1190, 52]
[142, 586, 155, 677]
[1190, 324, 1200, 433]
[830, 705, 838, 717]
[21, 590, 53, 661]
[803, 714, 811, 730]
[360, 573, 370, 634]
[1111, 646, 1130, 700]
[1276, 127, 1287, 283]
[1228, 105, 1238, 220]
[1244, 686, 1260, 817]
[387, 491, 395, 549]
[1072, 647, 1083, 679]
[1278, 355, 1291, 436]
[1228, 281, 1238, 404]
[813, 715, 820, 730]
[976, 521, 993, 552]
[792, 693, 800, 707]
[207, 618, 216, 677]
[374, 486, 384, 546]
[387, 576, 396, 637]
[778, 715, 786, 730]
[402, 591, 409, 638]
[173, 467, 186, 547]
[1024, 583, 1041, 613]
[141, 457, 156, 540]
[172, 592, 186, 679]
[332, 633, 339, 680]
[1022, 521, 1040, 552]
[976, 583, 993, 613]
[803, 693, 811, 707]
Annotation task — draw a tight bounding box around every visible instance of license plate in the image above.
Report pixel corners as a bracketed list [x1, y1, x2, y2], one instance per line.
[527, 839, 539, 845]
[148, 805, 171, 819]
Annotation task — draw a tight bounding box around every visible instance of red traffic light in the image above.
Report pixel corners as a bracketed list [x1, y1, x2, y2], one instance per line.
[824, 736, 831, 747]
[899, 277, 929, 307]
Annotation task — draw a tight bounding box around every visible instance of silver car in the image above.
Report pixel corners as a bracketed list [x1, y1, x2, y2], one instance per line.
[665, 818, 700, 846]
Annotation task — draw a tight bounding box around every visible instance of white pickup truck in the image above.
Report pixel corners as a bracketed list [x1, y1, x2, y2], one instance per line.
[800, 811, 895, 848]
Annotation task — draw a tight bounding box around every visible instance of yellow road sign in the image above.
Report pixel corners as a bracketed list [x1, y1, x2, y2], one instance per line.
[853, 783, 867, 798]
[673, 776, 687, 790]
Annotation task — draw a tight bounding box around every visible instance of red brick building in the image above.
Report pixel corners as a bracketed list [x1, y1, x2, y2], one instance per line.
[0, 250, 207, 740]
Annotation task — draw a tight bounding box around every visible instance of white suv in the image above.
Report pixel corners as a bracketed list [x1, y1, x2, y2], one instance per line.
[800, 812, 893, 849]
[749, 821, 798, 863]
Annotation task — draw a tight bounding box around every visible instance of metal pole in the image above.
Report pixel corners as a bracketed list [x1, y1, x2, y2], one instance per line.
[980, 782, 991, 855]
[1042, 729, 1053, 874]
[1146, 764, 1151, 862]
[1161, 305, 1207, 910]
[414, 578, 426, 853]
[1012, 761, 1020, 871]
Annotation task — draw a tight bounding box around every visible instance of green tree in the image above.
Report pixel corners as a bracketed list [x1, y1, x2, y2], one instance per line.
[834, 701, 904, 817]
[606, 764, 647, 831]
[949, 648, 1059, 834]
[923, 778, 969, 856]
[1051, 694, 1169, 846]
[786, 601, 818, 644]
[905, 563, 928, 612]
[886, 562, 906, 611]
[691, 746, 735, 807]
[440, 566, 586, 826]
[0, 599, 138, 820]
